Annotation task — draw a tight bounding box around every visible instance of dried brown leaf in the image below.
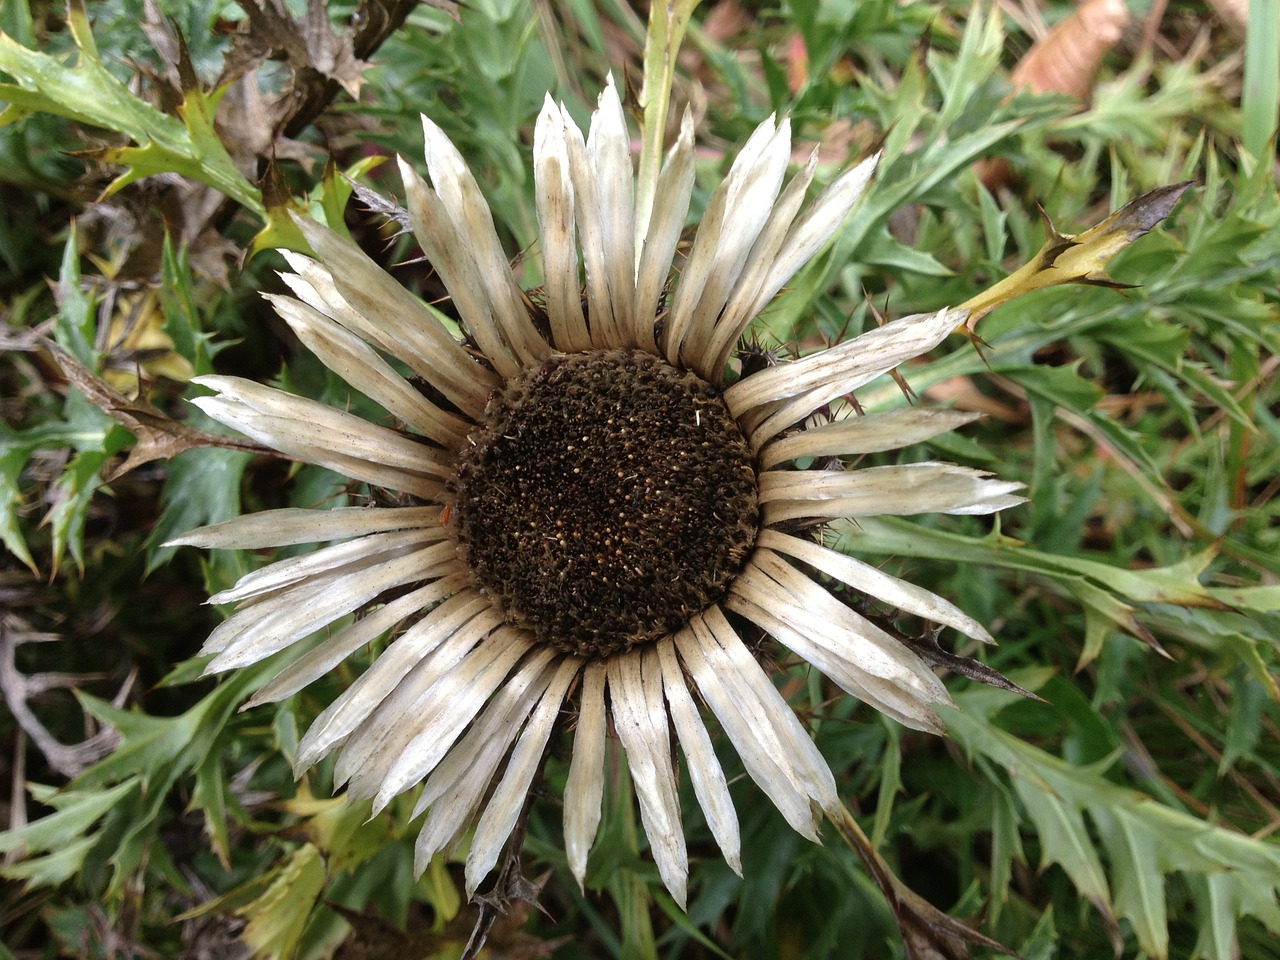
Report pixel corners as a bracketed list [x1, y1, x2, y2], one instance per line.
[42, 340, 275, 481]
[977, 0, 1130, 189]
[226, 0, 369, 100]
[1011, 0, 1130, 101]
[830, 806, 1024, 960]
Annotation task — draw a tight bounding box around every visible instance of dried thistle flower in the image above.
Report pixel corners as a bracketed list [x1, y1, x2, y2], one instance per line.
[171, 77, 1027, 907]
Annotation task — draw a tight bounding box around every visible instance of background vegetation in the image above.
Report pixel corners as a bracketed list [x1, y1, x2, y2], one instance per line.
[1, 0, 1278, 958]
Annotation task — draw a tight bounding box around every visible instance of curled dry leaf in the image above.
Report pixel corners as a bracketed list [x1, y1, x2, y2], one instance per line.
[978, 0, 1131, 190]
[42, 340, 275, 482]
[829, 806, 1024, 960]
[227, 0, 370, 101]
[1012, 0, 1131, 101]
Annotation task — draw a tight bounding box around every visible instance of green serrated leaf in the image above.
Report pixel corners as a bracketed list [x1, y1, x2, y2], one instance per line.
[1001, 362, 1105, 412]
[0, 835, 100, 888]
[0, 780, 135, 857]
[157, 235, 215, 375]
[190, 752, 232, 869]
[0, 442, 37, 573]
[52, 223, 95, 365]
[1094, 807, 1169, 959]
[0, 26, 261, 214]
[835, 517, 1226, 618]
[47, 426, 130, 575]
[145, 445, 251, 574]
[1011, 777, 1112, 906]
[862, 230, 955, 277]
[948, 698, 1280, 958]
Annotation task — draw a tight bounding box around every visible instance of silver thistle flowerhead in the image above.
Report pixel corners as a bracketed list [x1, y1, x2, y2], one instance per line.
[171, 76, 1024, 908]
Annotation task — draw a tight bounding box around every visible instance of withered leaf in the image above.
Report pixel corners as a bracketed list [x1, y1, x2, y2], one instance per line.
[893, 627, 1045, 702]
[228, 0, 369, 100]
[346, 178, 414, 236]
[830, 806, 1024, 960]
[43, 340, 275, 482]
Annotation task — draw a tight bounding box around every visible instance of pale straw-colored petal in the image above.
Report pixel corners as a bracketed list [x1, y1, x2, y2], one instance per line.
[245, 578, 468, 709]
[698, 606, 840, 811]
[725, 307, 968, 447]
[656, 637, 742, 876]
[678, 115, 793, 372]
[196, 394, 443, 499]
[632, 109, 695, 354]
[700, 153, 879, 378]
[729, 551, 952, 732]
[193, 376, 452, 486]
[291, 217, 496, 418]
[412, 647, 561, 821]
[277, 252, 488, 420]
[324, 611, 510, 790]
[334, 619, 518, 794]
[413, 648, 561, 873]
[209, 531, 449, 606]
[564, 661, 607, 889]
[675, 614, 834, 839]
[332, 621, 513, 799]
[584, 76, 636, 347]
[760, 407, 981, 469]
[663, 115, 789, 364]
[609, 649, 688, 908]
[561, 104, 620, 348]
[293, 591, 498, 773]
[361, 627, 537, 809]
[755, 153, 879, 298]
[465, 657, 580, 897]
[759, 461, 1027, 524]
[693, 148, 819, 379]
[164, 505, 441, 550]
[757, 529, 993, 643]
[202, 548, 451, 673]
[729, 585, 946, 732]
[400, 157, 543, 380]
[420, 118, 549, 368]
[267, 292, 470, 447]
[534, 95, 590, 353]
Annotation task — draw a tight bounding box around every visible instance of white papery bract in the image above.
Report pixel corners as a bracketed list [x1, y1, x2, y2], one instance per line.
[173, 76, 1023, 910]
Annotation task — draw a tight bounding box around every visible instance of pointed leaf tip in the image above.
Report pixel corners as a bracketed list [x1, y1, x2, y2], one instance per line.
[961, 181, 1194, 328]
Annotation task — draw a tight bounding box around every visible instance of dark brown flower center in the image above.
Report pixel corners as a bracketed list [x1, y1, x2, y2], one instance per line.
[451, 349, 759, 659]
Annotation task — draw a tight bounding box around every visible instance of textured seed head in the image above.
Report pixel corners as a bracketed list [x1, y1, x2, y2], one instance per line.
[452, 349, 759, 659]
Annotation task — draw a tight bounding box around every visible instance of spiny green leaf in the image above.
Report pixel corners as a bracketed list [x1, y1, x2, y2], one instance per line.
[1010, 776, 1111, 905]
[1093, 807, 1168, 959]
[0, 442, 36, 573]
[0, 18, 261, 213]
[0, 780, 135, 857]
[0, 835, 100, 888]
[947, 697, 1280, 960]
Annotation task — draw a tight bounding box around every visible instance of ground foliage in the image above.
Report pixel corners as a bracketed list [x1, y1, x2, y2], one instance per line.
[1, 0, 1278, 958]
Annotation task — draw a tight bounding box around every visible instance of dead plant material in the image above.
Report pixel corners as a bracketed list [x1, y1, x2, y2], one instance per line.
[979, 0, 1131, 191]
[1206, 0, 1249, 37]
[0, 612, 136, 784]
[829, 805, 1024, 960]
[1012, 0, 1131, 100]
[41, 340, 275, 482]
